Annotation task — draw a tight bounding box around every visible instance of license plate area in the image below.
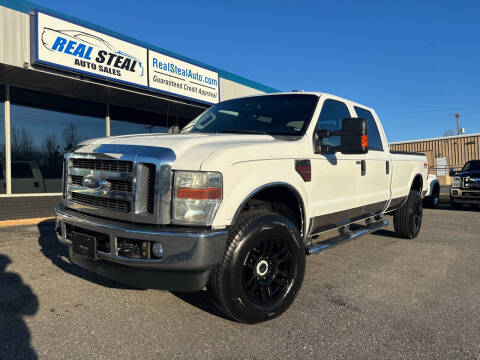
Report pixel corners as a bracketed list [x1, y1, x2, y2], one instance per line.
[71, 232, 97, 260]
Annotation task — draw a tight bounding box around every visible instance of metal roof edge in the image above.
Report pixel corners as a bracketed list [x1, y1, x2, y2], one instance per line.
[389, 133, 480, 145]
[0, 0, 280, 94]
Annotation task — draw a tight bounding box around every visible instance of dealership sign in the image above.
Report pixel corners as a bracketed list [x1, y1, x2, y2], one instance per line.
[33, 11, 148, 87]
[149, 51, 219, 104]
[32, 11, 219, 104]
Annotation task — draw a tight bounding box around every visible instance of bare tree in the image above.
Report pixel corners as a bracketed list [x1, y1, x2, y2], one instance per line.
[62, 124, 82, 151]
[41, 134, 62, 179]
[11, 127, 35, 160]
[42, 134, 60, 157]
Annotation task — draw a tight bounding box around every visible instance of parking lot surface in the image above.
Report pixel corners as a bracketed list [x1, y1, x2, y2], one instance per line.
[1, 205, 479, 360]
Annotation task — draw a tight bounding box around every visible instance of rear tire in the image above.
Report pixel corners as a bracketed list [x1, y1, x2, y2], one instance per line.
[393, 190, 423, 239]
[208, 213, 306, 324]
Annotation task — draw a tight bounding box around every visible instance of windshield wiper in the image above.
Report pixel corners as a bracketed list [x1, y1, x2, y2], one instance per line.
[216, 129, 270, 135]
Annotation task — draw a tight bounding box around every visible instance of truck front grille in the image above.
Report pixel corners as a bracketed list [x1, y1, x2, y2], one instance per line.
[464, 177, 480, 189]
[72, 158, 133, 173]
[65, 145, 174, 225]
[71, 193, 131, 213]
[71, 175, 132, 192]
[68, 157, 156, 217]
[146, 164, 156, 214]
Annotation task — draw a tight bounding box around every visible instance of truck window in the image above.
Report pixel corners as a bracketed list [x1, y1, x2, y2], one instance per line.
[12, 163, 34, 179]
[0, 164, 3, 180]
[181, 94, 318, 135]
[462, 160, 480, 172]
[316, 99, 351, 147]
[354, 106, 383, 151]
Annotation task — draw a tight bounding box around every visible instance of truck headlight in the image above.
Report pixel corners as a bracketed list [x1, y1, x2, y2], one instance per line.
[172, 171, 222, 226]
[452, 176, 461, 188]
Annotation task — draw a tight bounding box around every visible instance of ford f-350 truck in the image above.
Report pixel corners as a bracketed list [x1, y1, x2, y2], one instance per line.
[55, 92, 428, 323]
[449, 160, 480, 208]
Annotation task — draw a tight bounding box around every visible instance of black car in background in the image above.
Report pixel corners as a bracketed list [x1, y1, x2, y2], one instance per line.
[449, 160, 480, 209]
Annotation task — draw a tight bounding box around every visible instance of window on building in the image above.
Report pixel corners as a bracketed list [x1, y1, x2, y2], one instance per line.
[316, 99, 351, 148]
[10, 87, 105, 194]
[354, 106, 383, 151]
[110, 105, 169, 136]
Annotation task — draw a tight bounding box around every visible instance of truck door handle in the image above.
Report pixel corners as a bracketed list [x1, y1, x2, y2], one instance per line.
[386, 161, 390, 174]
[356, 160, 366, 176]
[34, 181, 39, 188]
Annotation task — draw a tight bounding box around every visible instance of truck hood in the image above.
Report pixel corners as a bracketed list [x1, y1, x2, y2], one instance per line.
[78, 133, 302, 170]
[456, 170, 480, 178]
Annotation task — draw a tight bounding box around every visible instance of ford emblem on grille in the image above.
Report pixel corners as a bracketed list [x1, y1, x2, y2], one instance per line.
[83, 175, 109, 190]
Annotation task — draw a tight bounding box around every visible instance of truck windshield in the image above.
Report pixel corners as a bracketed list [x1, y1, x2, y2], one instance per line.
[181, 94, 318, 136]
[462, 160, 480, 172]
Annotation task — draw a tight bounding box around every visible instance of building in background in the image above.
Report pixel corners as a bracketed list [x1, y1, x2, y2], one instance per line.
[390, 134, 480, 185]
[0, 1, 278, 220]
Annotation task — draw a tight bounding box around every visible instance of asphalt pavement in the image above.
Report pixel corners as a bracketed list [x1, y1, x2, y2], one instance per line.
[1, 204, 479, 359]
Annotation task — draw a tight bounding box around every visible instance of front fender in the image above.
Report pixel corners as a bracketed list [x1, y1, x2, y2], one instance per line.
[425, 176, 439, 197]
[210, 160, 309, 229]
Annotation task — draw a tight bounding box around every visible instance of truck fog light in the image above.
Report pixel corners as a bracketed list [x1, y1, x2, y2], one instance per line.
[453, 190, 458, 195]
[152, 242, 164, 258]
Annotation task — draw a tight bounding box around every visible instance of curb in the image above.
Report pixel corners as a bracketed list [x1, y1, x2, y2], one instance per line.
[0, 217, 55, 228]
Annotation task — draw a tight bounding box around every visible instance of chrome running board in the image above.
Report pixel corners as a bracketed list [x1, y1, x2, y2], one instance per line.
[306, 220, 389, 255]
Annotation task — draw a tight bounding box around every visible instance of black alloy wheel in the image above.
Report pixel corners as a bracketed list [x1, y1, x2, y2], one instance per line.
[242, 236, 295, 307]
[208, 213, 305, 324]
[412, 193, 423, 233]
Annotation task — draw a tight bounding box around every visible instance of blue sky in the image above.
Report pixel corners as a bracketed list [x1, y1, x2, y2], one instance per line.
[32, 0, 480, 142]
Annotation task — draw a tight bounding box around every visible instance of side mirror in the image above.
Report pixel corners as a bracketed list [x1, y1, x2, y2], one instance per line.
[449, 167, 456, 177]
[314, 118, 368, 155]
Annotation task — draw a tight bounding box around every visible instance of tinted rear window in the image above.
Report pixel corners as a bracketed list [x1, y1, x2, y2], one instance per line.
[354, 106, 383, 151]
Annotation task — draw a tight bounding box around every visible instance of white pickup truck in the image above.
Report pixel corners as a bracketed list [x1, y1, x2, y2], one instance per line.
[55, 92, 428, 323]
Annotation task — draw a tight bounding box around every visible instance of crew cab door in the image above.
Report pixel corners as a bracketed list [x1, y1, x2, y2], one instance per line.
[352, 106, 392, 214]
[309, 98, 365, 234]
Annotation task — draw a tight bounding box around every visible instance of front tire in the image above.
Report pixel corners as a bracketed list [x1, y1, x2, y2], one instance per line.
[424, 185, 439, 208]
[393, 190, 423, 239]
[208, 213, 306, 324]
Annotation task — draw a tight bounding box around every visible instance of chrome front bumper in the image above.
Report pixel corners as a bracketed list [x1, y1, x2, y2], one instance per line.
[55, 204, 228, 291]
[450, 188, 480, 204]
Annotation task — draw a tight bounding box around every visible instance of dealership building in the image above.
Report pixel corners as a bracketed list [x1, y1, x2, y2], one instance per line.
[0, 0, 277, 220]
